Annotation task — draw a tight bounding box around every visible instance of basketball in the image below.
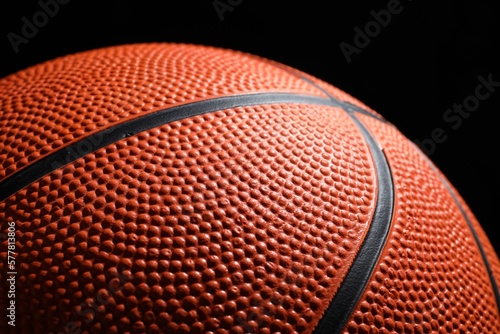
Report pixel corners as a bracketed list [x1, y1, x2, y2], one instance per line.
[1, 43, 499, 333]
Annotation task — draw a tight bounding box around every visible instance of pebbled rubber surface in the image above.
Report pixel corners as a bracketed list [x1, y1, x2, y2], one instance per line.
[1, 42, 499, 334]
[247, 55, 382, 120]
[1, 103, 377, 333]
[456, 196, 500, 305]
[0, 43, 329, 183]
[344, 113, 500, 334]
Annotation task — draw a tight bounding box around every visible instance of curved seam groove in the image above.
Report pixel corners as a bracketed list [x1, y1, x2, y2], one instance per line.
[1, 79, 398, 332]
[414, 143, 500, 316]
[292, 75, 387, 122]
[289, 75, 396, 334]
[313, 113, 395, 334]
[0, 92, 343, 202]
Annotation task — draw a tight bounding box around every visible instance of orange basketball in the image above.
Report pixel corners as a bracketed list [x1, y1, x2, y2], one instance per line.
[1, 43, 499, 334]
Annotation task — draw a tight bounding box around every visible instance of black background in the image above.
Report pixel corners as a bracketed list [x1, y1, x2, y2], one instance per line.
[1, 0, 499, 253]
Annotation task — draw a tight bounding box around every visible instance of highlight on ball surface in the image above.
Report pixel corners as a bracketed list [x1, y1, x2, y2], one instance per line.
[1, 43, 499, 333]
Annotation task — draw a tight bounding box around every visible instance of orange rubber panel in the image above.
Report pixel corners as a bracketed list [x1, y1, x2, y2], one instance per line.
[0, 43, 329, 183]
[432, 163, 500, 311]
[1, 103, 377, 333]
[1, 42, 499, 334]
[243, 54, 382, 120]
[345, 114, 500, 333]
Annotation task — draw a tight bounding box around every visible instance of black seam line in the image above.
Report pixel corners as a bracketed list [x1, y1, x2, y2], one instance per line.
[296, 75, 395, 333]
[313, 113, 395, 334]
[413, 143, 500, 316]
[298, 76, 387, 122]
[1, 92, 366, 203]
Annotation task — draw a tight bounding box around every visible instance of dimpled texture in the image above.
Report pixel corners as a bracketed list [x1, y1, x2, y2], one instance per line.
[436, 168, 500, 303]
[2, 43, 500, 334]
[241, 55, 381, 119]
[0, 42, 331, 182]
[344, 114, 500, 334]
[0, 103, 377, 333]
[461, 207, 500, 300]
